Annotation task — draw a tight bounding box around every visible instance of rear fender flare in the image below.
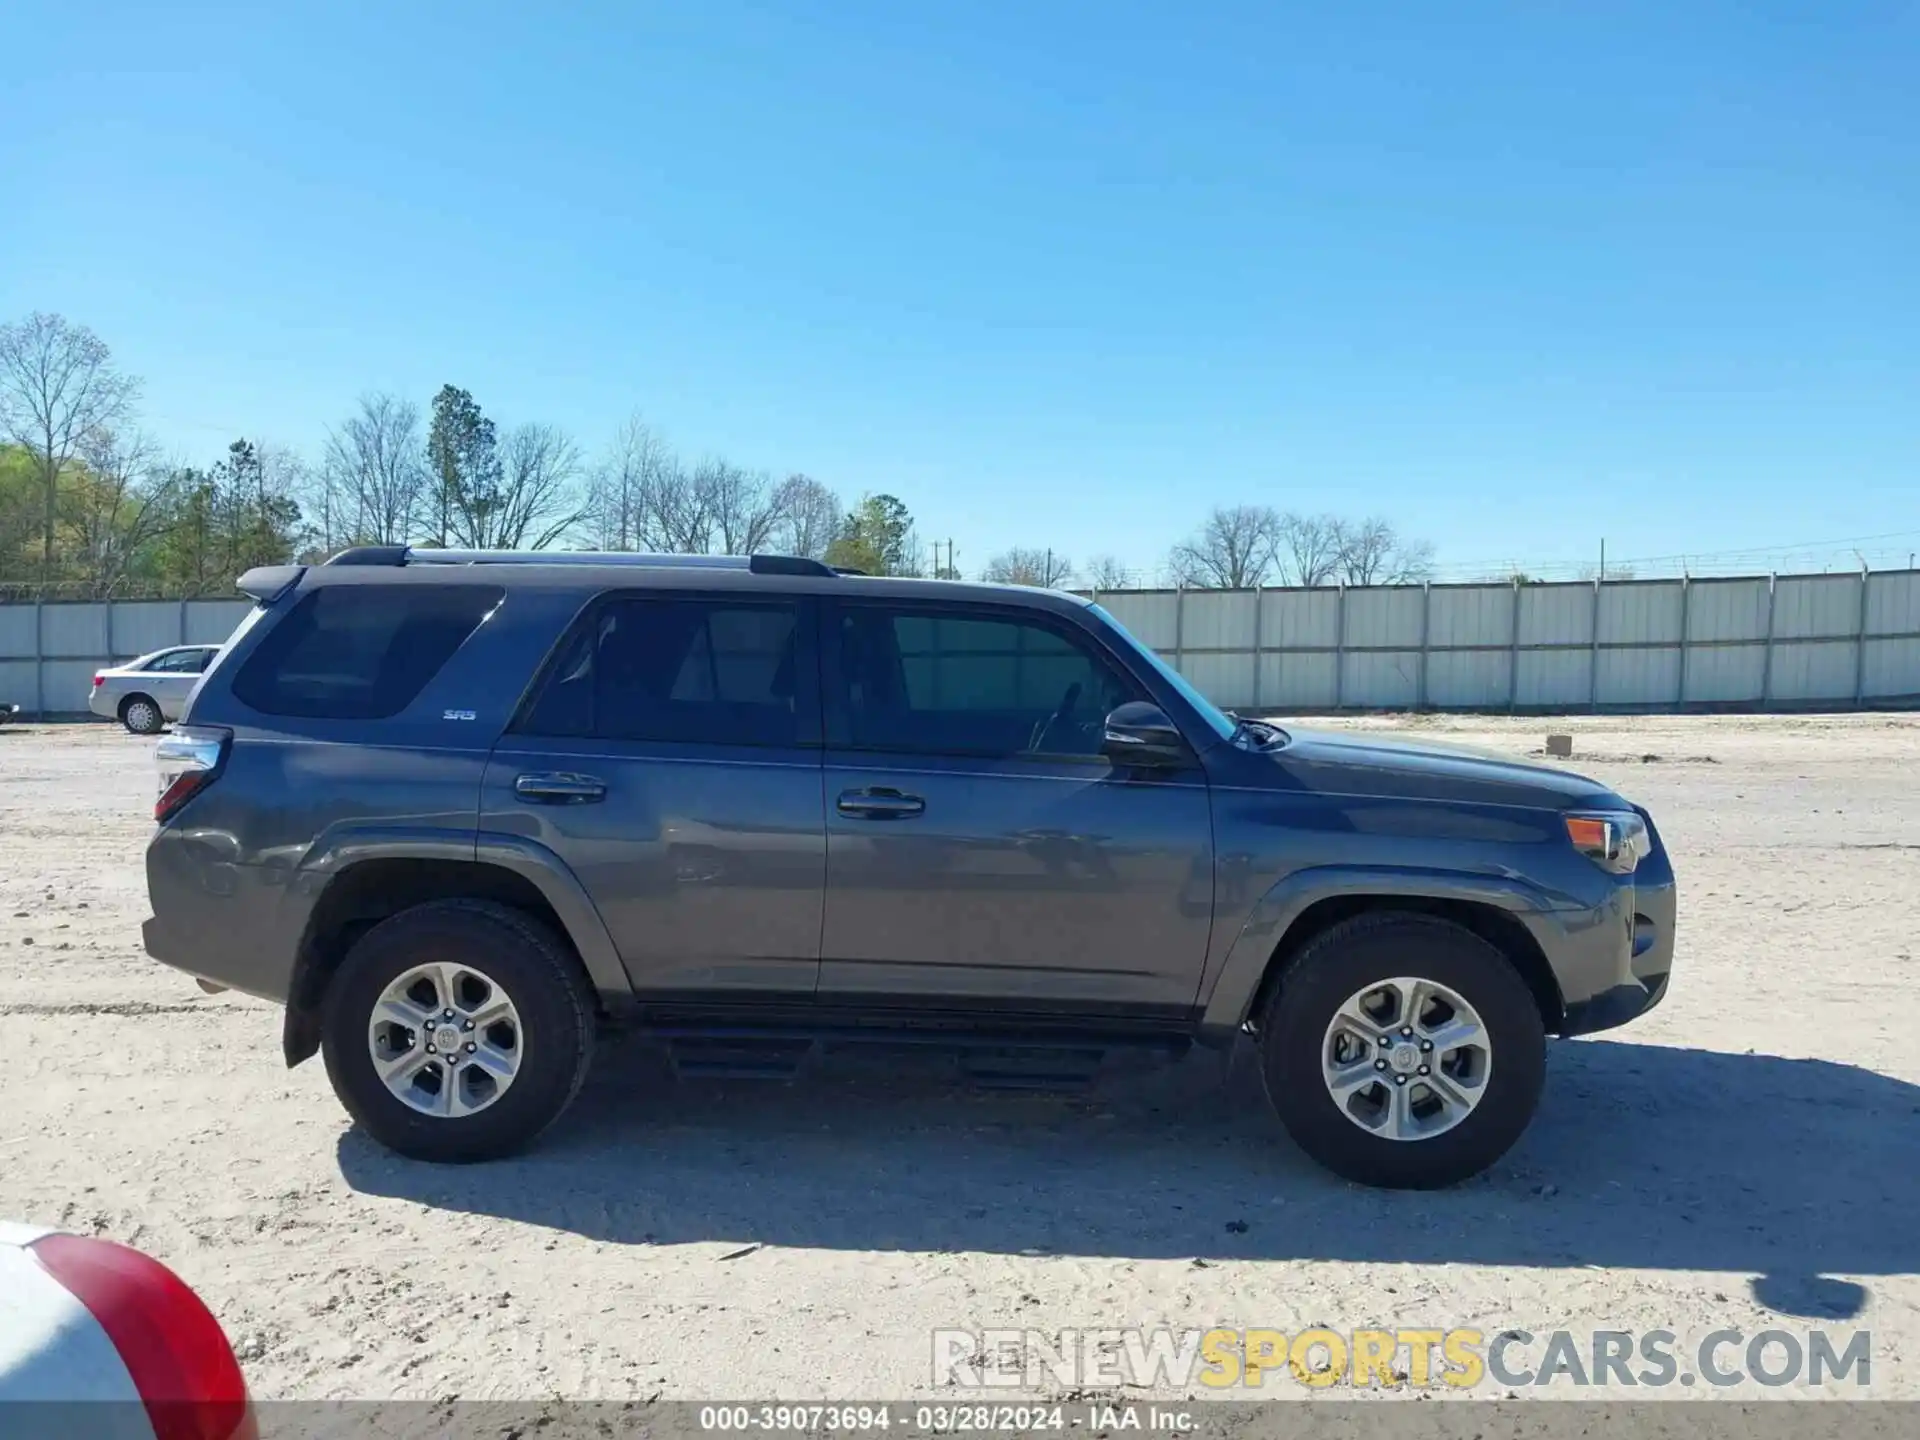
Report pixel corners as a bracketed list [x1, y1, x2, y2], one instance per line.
[280, 828, 631, 1065]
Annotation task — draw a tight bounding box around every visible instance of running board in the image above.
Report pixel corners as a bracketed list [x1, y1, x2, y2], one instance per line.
[650, 1023, 1192, 1090]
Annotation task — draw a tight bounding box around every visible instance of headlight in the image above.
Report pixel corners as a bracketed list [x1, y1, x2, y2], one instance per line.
[1564, 812, 1650, 874]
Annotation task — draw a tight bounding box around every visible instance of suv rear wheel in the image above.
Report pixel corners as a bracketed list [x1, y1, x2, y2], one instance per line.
[320, 900, 595, 1162]
[1258, 913, 1546, 1189]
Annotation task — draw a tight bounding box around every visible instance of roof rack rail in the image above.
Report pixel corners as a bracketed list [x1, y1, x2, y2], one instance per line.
[320, 546, 840, 578]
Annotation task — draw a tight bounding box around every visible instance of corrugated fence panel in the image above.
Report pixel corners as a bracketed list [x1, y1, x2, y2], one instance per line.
[1428, 586, 1512, 650]
[1260, 651, 1337, 709]
[1866, 571, 1920, 637]
[1518, 585, 1593, 647]
[1427, 650, 1511, 708]
[110, 602, 186, 659]
[1774, 575, 1861, 639]
[39, 659, 102, 710]
[1100, 591, 1178, 650]
[184, 599, 252, 643]
[1179, 651, 1254, 711]
[39, 604, 109, 658]
[1687, 578, 1770, 642]
[1262, 589, 1340, 648]
[1600, 582, 1684, 645]
[1516, 650, 1590, 708]
[1684, 644, 1764, 703]
[1864, 639, 1920, 700]
[1180, 590, 1256, 651]
[1597, 647, 1682, 706]
[0, 658, 35, 699]
[0, 606, 35, 658]
[1342, 651, 1420, 707]
[1769, 641, 1857, 701]
[1344, 587, 1424, 649]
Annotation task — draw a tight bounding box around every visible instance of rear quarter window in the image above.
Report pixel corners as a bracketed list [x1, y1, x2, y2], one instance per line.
[230, 584, 502, 720]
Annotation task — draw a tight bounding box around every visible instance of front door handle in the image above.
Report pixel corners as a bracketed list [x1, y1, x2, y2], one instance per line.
[515, 772, 607, 804]
[836, 787, 925, 819]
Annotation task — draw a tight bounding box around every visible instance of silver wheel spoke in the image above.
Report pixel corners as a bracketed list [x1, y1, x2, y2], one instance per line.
[1325, 1060, 1378, 1096]
[464, 995, 514, 1029]
[1320, 974, 1492, 1143]
[1420, 1015, 1483, 1056]
[368, 961, 523, 1119]
[376, 1049, 432, 1087]
[469, 1040, 518, 1080]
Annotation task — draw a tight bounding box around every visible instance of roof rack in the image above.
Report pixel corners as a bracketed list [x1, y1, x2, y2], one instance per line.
[323, 547, 841, 578]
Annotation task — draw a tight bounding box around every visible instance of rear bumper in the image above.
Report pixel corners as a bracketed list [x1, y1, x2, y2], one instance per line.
[142, 830, 299, 1004]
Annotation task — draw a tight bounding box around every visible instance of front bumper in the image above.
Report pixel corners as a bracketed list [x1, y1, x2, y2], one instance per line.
[1555, 808, 1676, 1036]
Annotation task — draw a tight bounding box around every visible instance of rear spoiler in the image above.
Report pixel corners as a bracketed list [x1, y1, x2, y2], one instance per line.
[236, 565, 305, 603]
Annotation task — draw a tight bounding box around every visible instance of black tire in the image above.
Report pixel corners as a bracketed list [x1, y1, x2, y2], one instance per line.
[1258, 913, 1546, 1189]
[120, 694, 164, 735]
[320, 900, 596, 1163]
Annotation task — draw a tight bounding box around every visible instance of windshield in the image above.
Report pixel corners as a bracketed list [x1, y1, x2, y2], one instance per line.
[1090, 603, 1237, 741]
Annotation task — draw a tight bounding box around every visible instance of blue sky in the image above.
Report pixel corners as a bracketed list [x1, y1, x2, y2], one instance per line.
[5, 1, 1915, 579]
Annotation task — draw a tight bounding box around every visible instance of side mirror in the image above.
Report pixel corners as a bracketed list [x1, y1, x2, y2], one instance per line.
[1101, 701, 1187, 766]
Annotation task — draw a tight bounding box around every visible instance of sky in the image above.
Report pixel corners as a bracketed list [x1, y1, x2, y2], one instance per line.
[4, 1, 1916, 581]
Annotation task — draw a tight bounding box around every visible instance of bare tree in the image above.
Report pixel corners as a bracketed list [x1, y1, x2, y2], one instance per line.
[63, 429, 174, 595]
[0, 313, 141, 582]
[982, 547, 1074, 587]
[1333, 517, 1435, 585]
[700, 460, 783, 555]
[585, 414, 678, 551]
[1081, 554, 1134, 590]
[769, 474, 841, 559]
[321, 393, 424, 546]
[1273, 512, 1342, 586]
[479, 424, 584, 549]
[1166, 505, 1280, 588]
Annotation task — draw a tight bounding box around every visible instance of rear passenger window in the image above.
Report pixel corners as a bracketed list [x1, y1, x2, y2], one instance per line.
[518, 597, 811, 748]
[231, 585, 501, 719]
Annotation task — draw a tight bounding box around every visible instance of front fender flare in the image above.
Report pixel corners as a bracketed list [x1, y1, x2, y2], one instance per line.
[1196, 864, 1564, 1040]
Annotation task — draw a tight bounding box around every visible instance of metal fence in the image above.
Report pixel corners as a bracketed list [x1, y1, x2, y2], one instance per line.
[3, 570, 1918, 719]
[1090, 569, 1920, 713]
[0, 598, 255, 717]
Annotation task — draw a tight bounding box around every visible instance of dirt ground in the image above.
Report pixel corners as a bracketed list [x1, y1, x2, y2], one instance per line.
[0, 714, 1914, 1404]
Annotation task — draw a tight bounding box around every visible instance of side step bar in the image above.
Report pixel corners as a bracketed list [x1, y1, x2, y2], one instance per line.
[646, 1023, 1193, 1090]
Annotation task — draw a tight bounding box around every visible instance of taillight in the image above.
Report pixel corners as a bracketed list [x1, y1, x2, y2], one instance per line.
[93, 673, 105, 687]
[155, 727, 230, 823]
[29, 1231, 255, 1440]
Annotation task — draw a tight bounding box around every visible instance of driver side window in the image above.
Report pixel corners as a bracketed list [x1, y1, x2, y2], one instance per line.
[836, 606, 1136, 759]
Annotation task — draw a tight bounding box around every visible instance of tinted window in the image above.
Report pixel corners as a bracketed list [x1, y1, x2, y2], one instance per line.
[836, 607, 1136, 758]
[231, 585, 501, 719]
[519, 597, 809, 747]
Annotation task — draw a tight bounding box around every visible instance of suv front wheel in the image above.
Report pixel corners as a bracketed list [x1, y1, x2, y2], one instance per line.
[1258, 913, 1546, 1189]
[320, 900, 596, 1162]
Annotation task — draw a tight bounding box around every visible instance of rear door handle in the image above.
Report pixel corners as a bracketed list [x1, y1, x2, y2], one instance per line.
[836, 787, 925, 819]
[515, 772, 607, 804]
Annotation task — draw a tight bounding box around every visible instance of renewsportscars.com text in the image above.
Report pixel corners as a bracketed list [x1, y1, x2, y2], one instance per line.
[932, 1326, 1873, 1391]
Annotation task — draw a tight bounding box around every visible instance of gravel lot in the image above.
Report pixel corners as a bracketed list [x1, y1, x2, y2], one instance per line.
[1, 715, 1915, 1403]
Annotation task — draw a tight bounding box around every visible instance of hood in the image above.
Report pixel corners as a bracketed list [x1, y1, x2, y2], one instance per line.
[1268, 726, 1621, 809]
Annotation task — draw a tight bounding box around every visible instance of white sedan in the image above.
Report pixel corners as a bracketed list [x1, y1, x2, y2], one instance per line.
[87, 646, 221, 735]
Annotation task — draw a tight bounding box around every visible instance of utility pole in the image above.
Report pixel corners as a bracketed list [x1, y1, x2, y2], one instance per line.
[1599, 537, 1606, 583]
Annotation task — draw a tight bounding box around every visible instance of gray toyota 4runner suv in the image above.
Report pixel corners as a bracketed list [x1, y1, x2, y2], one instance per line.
[144, 548, 1675, 1189]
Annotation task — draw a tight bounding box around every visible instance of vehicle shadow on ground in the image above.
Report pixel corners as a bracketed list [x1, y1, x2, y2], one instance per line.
[337, 1037, 1915, 1318]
